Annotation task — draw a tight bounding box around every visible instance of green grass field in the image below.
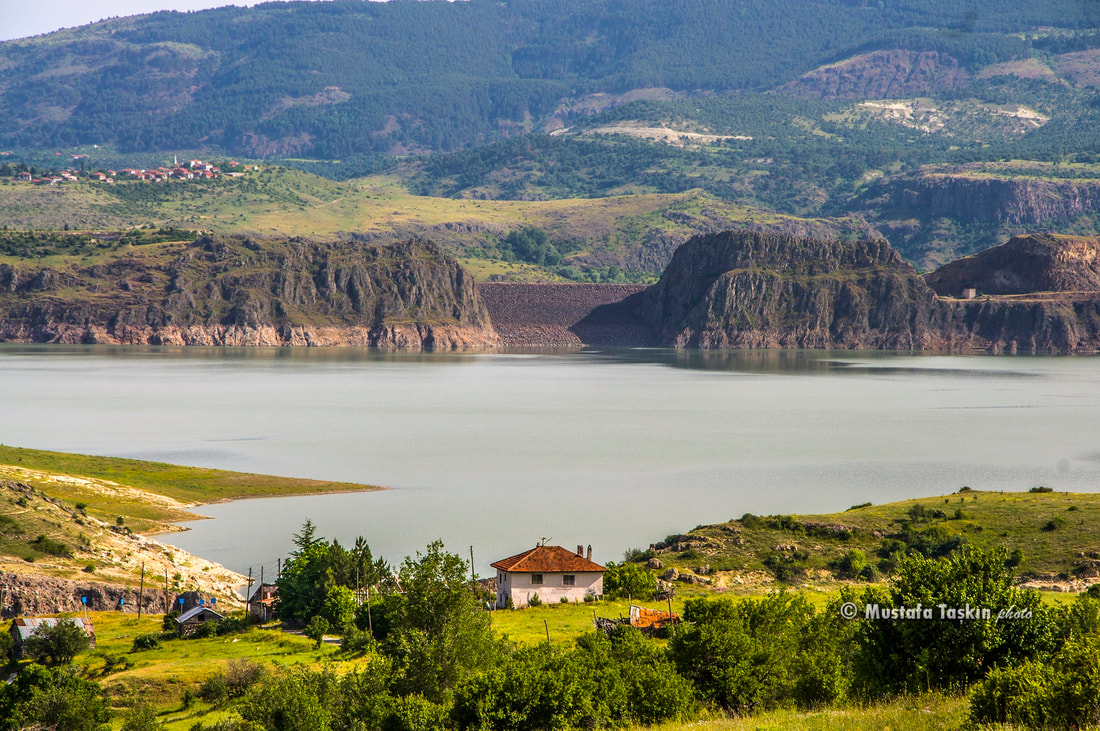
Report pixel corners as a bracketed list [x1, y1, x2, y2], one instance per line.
[0, 444, 381, 508]
[649, 488, 1100, 590]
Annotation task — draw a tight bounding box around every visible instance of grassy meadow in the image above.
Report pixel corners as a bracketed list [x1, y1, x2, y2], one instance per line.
[0, 445, 381, 508]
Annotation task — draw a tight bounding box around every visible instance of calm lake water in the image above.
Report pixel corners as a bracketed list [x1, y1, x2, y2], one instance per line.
[2, 345, 1099, 577]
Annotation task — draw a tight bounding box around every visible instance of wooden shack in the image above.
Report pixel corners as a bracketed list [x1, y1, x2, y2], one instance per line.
[9, 617, 96, 658]
[174, 605, 224, 636]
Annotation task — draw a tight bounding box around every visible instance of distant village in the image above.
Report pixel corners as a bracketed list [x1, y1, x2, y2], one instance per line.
[3, 155, 254, 185]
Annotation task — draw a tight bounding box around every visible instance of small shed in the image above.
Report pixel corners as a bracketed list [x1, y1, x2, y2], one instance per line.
[961, 287, 977, 300]
[10, 617, 96, 658]
[175, 605, 224, 636]
[248, 584, 278, 623]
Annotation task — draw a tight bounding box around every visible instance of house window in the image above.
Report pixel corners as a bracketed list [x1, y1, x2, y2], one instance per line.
[562, 575, 576, 587]
[531, 574, 543, 585]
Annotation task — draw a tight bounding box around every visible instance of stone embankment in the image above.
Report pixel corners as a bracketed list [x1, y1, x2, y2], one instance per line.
[477, 282, 652, 347]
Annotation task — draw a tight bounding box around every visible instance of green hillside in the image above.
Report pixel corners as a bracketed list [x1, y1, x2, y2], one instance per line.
[1, 0, 1096, 159]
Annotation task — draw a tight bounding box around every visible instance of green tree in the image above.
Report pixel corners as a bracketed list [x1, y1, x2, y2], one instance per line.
[119, 698, 162, 731]
[304, 616, 330, 649]
[852, 547, 1057, 696]
[237, 665, 335, 731]
[603, 561, 655, 600]
[384, 540, 501, 701]
[669, 592, 850, 713]
[321, 585, 357, 633]
[0, 664, 111, 731]
[23, 619, 91, 666]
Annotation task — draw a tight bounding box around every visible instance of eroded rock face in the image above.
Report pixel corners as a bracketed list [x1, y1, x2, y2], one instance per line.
[641, 230, 943, 349]
[641, 230, 1100, 354]
[777, 49, 969, 100]
[0, 236, 499, 349]
[925, 233, 1100, 296]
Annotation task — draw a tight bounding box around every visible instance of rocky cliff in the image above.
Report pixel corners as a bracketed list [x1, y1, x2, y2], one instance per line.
[641, 230, 1100, 354]
[925, 233, 1100, 296]
[862, 173, 1100, 227]
[777, 49, 969, 100]
[641, 231, 943, 349]
[0, 236, 499, 348]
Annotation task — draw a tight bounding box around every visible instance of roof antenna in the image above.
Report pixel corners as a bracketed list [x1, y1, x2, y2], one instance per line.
[539, 536, 552, 548]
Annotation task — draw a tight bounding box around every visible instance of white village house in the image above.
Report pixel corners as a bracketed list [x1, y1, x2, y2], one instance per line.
[491, 543, 605, 609]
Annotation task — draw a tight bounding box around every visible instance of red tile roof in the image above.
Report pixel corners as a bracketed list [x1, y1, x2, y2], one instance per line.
[491, 545, 605, 573]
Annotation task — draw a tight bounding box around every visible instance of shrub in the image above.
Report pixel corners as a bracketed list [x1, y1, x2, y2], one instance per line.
[739, 513, 764, 529]
[198, 674, 229, 706]
[305, 615, 329, 648]
[131, 633, 161, 652]
[120, 698, 161, 731]
[559, 596, 569, 604]
[970, 636, 1100, 728]
[527, 593, 542, 607]
[1041, 517, 1066, 532]
[83, 564, 95, 573]
[1029, 486, 1054, 493]
[669, 593, 850, 713]
[31, 534, 72, 557]
[852, 548, 1057, 697]
[831, 549, 876, 581]
[763, 549, 810, 584]
[846, 502, 872, 511]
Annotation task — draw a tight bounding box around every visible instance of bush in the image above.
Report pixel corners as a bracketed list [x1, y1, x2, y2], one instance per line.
[131, 633, 161, 652]
[120, 698, 162, 731]
[197, 674, 229, 706]
[387, 694, 449, 731]
[1030, 486, 1054, 493]
[305, 616, 330, 648]
[763, 549, 810, 584]
[970, 636, 1100, 728]
[527, 593, 542, 607]
[739, 513, 764, 529]
[341, 627, 375, 655]
[669, 593, 850, 713]
[831, 549, 876, 581]
[454, 627, 694, 728]
[852, 548, 1057, 697]
[1041, 517, 1066, 532]
[603, 561, 655, 600]
[31, 534, 72, 557]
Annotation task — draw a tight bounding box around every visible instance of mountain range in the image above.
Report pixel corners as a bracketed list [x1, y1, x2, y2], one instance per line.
[3, 0, 1100, 274]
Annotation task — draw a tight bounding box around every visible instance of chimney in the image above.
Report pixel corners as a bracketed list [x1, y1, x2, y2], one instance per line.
[577, 545, 584, 557]
[587, 545, 592, 560]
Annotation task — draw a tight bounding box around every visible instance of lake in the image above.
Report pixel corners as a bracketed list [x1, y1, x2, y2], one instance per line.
[2, 345, 1099, 577]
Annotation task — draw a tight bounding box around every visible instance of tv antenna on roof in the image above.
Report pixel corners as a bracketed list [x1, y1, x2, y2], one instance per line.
[538, 536, 552, 548]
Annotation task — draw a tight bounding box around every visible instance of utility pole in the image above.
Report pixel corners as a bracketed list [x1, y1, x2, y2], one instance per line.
[246, 568, 253, 617]
[469, 546, 476, 584]
[258, 567, 264, 622]
[138, 563, 145, 619]
[366, 584, 373, 638]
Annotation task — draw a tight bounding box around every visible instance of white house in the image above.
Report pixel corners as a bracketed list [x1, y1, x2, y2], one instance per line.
[491, 543, 605, 609]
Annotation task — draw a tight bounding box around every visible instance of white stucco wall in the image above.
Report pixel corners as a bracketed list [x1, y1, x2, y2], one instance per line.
[496, 570, 603, 608]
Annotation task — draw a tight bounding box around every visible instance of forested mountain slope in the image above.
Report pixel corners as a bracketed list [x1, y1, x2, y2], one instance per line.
[2, 0, 1096, 159]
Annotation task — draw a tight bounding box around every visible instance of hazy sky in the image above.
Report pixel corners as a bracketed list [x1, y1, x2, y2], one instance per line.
[1, 1, 285, 42]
